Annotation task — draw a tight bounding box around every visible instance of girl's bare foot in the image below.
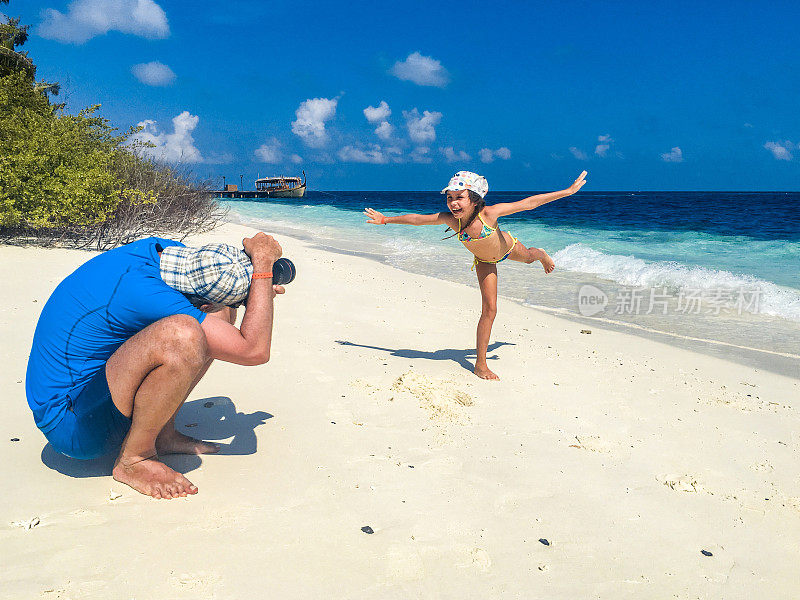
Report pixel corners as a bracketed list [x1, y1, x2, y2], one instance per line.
[112, 455, 198, 499]
[474, 364, 500, 380]
[155, 428, 220, 456]
[533, 248, 555, 273]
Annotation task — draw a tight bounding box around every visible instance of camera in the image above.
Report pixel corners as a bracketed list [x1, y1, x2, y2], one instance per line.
[272, 258, 296, 286]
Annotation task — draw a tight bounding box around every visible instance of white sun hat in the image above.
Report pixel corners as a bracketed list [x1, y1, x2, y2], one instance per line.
[441, 171, 489, 199]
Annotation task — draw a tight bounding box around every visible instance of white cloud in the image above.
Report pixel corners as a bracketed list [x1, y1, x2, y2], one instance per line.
[254, 138, 283, 163]
[495, 147, 511, 160]
[403, 108, 442, 144]
[38, 0, 169, 44]
[441, 147, 471, 163]
[338, 144, 389, 164]
[410, 147, 432, 164]
[338, 144, 404, 164]
[374, 121, 394, 140]
[479, 147, 512, 163]
[290, 154, 303, 164]
[595, 134, 613, 157]
[130, 111, 204, 163]
[203, 151, 234, 165]
[131, 61, 175, 86]
[569, 146, 588, 160]
[763, 141, 794, 161]
[364, 102, 394, 140]
[660, 146, 684, 163]
[390, 51, 450, 87]
[363, 101, 391, 123]
[291, 97, 338, 148]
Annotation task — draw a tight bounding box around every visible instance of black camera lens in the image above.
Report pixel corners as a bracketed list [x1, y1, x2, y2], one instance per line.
[272, 258, 296, 286]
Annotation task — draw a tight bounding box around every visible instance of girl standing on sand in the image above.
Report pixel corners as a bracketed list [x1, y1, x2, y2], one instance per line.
[364, 170, 587, 380]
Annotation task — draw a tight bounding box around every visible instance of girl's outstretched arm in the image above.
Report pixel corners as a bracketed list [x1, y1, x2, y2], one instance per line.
[364, 208, 456, 227]
[485, 171, 587, 219]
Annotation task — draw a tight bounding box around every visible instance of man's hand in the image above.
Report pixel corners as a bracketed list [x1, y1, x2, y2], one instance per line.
[566, 171, 588, 196]
[242, 232, 282, 270]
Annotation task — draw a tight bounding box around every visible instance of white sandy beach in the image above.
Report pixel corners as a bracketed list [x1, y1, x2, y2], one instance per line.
[1, 221, 799, 599]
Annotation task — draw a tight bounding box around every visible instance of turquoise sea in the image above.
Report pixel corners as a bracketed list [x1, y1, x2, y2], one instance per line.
[220, 191, 800, 373]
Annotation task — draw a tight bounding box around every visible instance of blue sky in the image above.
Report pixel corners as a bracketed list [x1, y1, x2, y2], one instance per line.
[8, 0, 800, 190]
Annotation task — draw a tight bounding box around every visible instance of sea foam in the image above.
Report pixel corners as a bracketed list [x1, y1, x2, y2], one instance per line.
[553, 243, 800, 321]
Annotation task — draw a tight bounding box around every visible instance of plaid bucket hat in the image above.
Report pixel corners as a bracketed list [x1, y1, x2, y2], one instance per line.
[160, 243, 254, 307]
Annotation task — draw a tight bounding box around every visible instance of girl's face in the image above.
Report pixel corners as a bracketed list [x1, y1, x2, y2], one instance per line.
[446, 189, 473, 219]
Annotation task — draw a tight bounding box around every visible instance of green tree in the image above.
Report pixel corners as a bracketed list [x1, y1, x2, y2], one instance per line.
[0, 1, 35, 79]
[0, 73, 124, 228]
[0, 0, 221, 244]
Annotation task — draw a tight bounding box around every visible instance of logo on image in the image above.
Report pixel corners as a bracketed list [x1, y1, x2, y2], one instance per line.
[577, 284, 608, 317]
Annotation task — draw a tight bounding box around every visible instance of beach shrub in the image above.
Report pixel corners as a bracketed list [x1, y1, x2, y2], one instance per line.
[0, 1, 223, 248]
[0, 73, 124, 229]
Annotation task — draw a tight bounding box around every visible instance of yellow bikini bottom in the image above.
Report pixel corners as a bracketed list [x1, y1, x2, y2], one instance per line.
[471, 236, 518, 270]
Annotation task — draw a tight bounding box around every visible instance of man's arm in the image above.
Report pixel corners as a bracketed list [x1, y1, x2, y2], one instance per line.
[201, 233, 283, 366]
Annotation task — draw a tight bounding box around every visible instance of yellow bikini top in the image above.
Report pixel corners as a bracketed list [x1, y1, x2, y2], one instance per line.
[457, 212, 497, 242]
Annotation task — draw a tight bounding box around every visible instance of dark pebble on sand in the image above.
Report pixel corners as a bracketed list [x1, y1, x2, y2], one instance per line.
[10, 438, 20, 442]
[204, 401, 214, 408]
[539, 538, 550, 546]
[701, 550, 713, 557]
[361, 526, 374, 534]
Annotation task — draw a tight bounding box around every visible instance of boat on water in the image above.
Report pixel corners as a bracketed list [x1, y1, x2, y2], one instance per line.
[256, 172, 306, 198]
[215, 171, 306, 199]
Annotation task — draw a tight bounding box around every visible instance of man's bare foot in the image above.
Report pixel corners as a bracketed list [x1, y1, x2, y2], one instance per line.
[155, 429, 220, 456]
[474, 364, 500, 380]
[112, 455, 198, 499]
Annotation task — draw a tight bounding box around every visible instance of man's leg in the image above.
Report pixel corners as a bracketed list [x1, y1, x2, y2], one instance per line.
[155, 307, 237, 456]
[106, 314, 216, 499]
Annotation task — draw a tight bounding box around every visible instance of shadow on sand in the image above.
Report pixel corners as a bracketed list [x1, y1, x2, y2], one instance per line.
[41, 396, 271, 478]
[335, 339, 516, 373]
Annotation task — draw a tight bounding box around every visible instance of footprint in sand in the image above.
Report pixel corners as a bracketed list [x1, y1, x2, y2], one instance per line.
[785, 497, 800, 515]
[418, 454, 463, 476]
[349, 378, 381, 395]
[391, 370, 474, 426]
[385, 547, 425, 581]
[702, 389, 790, 413]
[169, 572, 221, 594]
[572, 435, 616, 454]
[470, 548, 492, 572]
[11, 516, 40, 530]
[750, 460, 774, 473]
[41, 579, 105, 598]
[657, 474, 706, 494]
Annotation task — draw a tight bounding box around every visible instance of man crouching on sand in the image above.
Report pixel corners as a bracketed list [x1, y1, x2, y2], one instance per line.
[25, 232, 283, 499]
